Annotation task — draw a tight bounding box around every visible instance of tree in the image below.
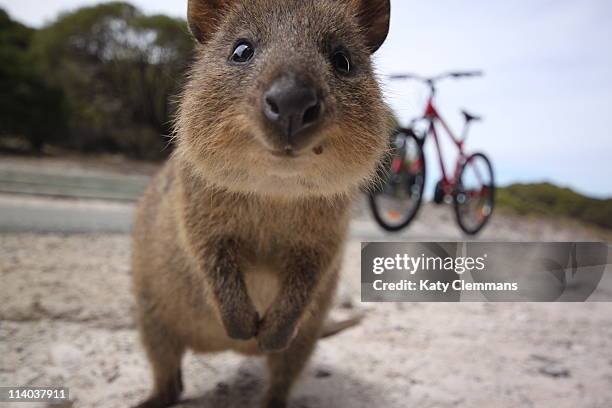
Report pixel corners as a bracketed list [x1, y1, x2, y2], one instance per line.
[30, 2, 193, 159]
[0, 9, 67, 152]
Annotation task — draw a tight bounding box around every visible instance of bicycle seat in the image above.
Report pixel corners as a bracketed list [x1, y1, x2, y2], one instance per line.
[461, 110, 482, 122]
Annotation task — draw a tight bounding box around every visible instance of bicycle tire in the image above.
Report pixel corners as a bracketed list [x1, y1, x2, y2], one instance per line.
[369, 129, 426, 232]
[453, 152, 495, 235]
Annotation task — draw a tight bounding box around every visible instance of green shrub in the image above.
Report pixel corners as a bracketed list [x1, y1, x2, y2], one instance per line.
[497, 183, 612, 230]
[0, 3, 193, 160]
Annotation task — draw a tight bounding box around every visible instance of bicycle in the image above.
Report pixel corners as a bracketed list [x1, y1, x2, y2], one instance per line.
[369, 71, 495, 235]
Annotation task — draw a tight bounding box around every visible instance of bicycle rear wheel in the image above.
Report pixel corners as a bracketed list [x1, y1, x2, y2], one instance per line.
[369, 129, 426, 232]
[453, 152, 495, 235]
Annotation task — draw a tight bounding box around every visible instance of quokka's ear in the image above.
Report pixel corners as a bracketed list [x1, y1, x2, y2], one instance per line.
[349, 0, 391, 53]
[188, 0, 236, 44]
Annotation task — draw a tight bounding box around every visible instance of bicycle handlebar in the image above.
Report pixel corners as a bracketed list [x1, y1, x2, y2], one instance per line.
[447, 71, 483, 78]
[388, 70, 483, 96]
[388, 70, 483, 84]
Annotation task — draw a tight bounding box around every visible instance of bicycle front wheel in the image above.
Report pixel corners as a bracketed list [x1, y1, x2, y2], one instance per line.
[369, 129, 426, 232]
[454, 152, 495, 235]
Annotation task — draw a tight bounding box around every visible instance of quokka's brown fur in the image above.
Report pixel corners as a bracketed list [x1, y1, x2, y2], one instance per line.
[131, 1, 391, 407]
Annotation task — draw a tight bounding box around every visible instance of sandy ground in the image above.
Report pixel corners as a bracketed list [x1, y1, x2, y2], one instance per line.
[2, 228, 612, 408]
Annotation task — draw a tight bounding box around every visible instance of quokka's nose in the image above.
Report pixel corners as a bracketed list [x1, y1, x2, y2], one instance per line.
[262, 76, 323, 147]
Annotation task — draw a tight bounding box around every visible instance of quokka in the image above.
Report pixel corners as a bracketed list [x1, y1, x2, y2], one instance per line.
[131, 1, 391, 407]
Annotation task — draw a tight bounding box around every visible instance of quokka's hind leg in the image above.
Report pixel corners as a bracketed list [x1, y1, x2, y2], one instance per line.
[261, 323, 321, 408]
[134, 317, 186, 408]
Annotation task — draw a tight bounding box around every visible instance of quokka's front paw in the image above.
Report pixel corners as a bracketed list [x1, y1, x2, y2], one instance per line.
[220, 302, 260, 340]
[256, 313, 298, 352]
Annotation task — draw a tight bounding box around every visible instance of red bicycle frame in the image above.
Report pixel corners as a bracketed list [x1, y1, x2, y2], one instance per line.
[388, 71, 487, 195]
[423, 95, 468, 193]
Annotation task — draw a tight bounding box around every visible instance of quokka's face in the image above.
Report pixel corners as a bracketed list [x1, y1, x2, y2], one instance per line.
[176, 0, 391, 197]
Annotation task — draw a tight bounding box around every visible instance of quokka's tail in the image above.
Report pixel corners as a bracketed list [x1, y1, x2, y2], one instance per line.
[320, 312, 365, 339]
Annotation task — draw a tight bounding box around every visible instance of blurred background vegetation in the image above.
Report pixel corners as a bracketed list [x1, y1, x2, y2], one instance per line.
[497, 183, 612, 231]
[0, 1, 192, 160]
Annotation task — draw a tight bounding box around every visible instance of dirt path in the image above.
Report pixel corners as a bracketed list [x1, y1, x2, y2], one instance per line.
[2, 231, 612, 408]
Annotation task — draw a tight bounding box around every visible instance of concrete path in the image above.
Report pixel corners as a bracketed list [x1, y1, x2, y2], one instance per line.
[0, 191, 605, 242]
[0, 194, 133, 233]
[0, 167, 148, 201]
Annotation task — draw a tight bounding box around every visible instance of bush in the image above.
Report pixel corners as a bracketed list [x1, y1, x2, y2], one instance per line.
[0, 3, 193, 160]
[0, 10, 67, 152]
[497, 183, 612, 230]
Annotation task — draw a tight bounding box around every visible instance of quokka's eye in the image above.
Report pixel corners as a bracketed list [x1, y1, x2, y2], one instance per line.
[331, 49, 351, 75]
[230, 40, 255, 64]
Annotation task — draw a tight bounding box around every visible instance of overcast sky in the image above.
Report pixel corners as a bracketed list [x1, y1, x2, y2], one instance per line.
[2, 0, 611, 197]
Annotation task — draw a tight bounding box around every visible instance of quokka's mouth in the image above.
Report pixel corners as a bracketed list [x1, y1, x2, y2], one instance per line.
[266, 142, 325, 159]
[268, 147, 299, 158]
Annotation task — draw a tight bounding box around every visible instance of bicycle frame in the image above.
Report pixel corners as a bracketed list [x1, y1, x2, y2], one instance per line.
[389, 71, 487, 194]
[420, 95, 469, 193]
